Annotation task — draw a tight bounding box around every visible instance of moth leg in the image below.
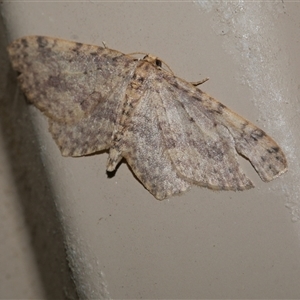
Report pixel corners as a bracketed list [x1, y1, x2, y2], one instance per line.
[190, 77, 209, 86]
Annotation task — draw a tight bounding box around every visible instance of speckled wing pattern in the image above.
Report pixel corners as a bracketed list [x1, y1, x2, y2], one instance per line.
[8, 36, 138, 156]
[8, 36, 287, 200]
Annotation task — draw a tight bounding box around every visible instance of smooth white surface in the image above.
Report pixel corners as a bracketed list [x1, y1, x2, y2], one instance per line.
[1, 1, 300, 299]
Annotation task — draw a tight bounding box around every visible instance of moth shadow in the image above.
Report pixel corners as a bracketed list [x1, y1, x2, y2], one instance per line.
[1, 38, 78, 300]
[86, 150, 145, 191]
[84, 150, 127, 179]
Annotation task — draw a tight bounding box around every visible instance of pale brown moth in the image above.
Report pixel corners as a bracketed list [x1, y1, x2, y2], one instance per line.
[7, 36, 288, 200]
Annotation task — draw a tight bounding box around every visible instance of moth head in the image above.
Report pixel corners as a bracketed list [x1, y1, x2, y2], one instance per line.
[143, 54, 162, 67]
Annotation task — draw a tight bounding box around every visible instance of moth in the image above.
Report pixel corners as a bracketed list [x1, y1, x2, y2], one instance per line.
[7, 36, 288, 200]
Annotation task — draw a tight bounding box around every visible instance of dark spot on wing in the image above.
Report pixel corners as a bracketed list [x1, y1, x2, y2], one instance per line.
[37, 36, 48, 48]
[267, 146, 279, 153]
[172, 81, 180, 89]
[72, 42, 83, 52]
[112, 54, 124, 61]
[47, 75, 61, 87]
[165, 137, 177, 148]
[192, 95, 202, 102]
[208, 145, 224, 161]
[251, 129, 266, 141]
[21, 38, 28, 48]
[241, 121, 248, 131]
[217, 103, 225, 113]
[144, 64, 150, 71]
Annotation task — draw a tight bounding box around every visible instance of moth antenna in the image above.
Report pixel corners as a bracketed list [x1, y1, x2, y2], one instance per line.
[127, 51, 148, 57]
